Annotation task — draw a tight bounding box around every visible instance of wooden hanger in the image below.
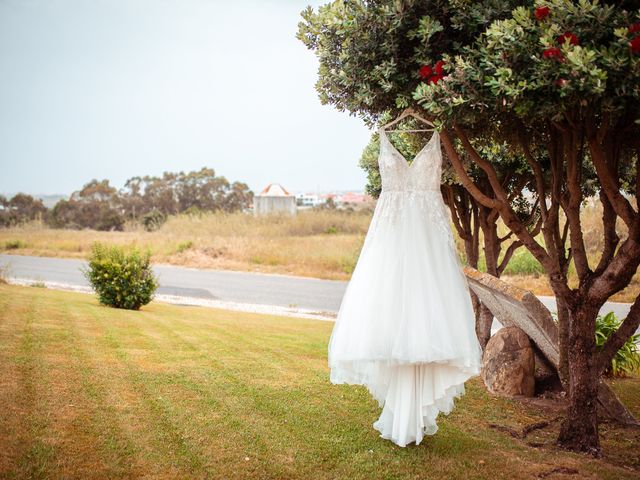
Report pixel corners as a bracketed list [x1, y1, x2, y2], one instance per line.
[379, 108, 435, 132]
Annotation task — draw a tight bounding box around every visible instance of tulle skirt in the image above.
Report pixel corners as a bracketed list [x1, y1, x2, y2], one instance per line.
[328, 190, 482, 447]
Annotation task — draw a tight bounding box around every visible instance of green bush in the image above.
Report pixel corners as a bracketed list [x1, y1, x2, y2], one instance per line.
[84, 243, 158, 310]
[596, 312, 640, 378]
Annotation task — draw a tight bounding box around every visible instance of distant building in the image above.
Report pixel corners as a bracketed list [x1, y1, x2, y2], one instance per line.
[296, 193, 322, 208]
[254, 183, 297, 216]
[335, 192, 373, 207]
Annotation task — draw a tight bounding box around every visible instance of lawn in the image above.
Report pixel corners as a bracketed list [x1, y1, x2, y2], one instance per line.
[0, 284, 638, 480]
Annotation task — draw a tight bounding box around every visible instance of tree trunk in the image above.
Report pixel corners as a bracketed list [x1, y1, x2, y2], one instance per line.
[476, 303, 494, 351]
[557, 303, 601, 454]
[556, 296, 570, 389]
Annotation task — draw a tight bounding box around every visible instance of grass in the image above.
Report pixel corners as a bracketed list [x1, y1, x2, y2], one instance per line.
[0, 283, 638, 480]
[0, 211, 370, 280]
[1, 203, 639, 301]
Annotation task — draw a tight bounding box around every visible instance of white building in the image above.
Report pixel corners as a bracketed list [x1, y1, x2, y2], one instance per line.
[253, 183, 297, 216]
[296, 193, 322, 208]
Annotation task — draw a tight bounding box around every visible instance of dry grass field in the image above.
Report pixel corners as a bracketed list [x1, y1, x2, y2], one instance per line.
[0, 283, 638, 480]
[1, 201, 639, 302]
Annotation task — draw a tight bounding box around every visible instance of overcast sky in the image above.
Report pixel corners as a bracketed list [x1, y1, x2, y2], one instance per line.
[0, 0, 372, 197]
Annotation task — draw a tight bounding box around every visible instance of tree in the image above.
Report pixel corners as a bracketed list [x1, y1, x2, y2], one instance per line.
[299, 0, 535, 348]
[50, 179, 125, 231]
[118, 168, 253, 218]
[299, 0, 640, 453]
[0, 193, 48, 227]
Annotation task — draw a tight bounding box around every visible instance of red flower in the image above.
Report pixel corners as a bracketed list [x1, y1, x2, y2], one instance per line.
[419, 65, 433, 79]
[630, 36, 640, 54]
[543, 47, 564, 60]
[534, 6, 550, 21]
[434, 60, 445, 75]
[557, 32, 579, 46]
[555, 78, 567, 87]
[428, 75, 444, 85]
[630, 23, 640, 34]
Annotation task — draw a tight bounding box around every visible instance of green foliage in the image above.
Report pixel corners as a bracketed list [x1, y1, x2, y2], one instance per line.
[595, 312, 640, 377]
[175, 240, 194, 254]
[298, 0, 523, 123]
[84, 243, 158, 310]
[415, 0, 640, 130]
[501, 249, 545, 275]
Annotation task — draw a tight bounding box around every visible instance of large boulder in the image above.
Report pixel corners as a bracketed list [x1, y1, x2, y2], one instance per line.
[481, 326, 535, 397]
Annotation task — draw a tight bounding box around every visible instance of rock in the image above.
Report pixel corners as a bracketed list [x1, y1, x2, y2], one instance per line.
[481, 326, 535, 397]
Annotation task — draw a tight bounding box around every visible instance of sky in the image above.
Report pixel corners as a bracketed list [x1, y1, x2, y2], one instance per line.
[0, 0, 372, 197]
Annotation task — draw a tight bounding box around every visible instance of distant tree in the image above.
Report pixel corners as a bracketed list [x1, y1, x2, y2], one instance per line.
[46, 168, 253, 230]
[119, 176, 147, 219]
[221, 181, 254, 212]
[119, 167, 253, 218]
[0, 193, 48, 227]
[49, 179, 124, 231]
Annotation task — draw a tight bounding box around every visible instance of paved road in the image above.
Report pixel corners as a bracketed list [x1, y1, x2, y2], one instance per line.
[0, 254, 346, 314]
[0, 254, 633, 322]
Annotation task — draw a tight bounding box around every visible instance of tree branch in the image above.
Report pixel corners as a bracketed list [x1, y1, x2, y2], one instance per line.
[440, 129, 501, 209]
[589, 137, 636, 228]
[594, 191, 620, 276]
[443, 126, 563, 287]
[563, 128, 590, 279]
[497, 240, 523, 276]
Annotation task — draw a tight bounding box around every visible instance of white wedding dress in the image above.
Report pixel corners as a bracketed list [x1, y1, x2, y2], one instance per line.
[328, 128, 482, 447]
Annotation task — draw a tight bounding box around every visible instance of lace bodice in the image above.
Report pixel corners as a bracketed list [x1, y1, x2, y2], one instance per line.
[372, 128, 454, 247]
[378, 128, 441, 192]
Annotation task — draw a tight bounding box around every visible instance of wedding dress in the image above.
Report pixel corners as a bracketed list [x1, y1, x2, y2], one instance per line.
[328, 127, 482, 447]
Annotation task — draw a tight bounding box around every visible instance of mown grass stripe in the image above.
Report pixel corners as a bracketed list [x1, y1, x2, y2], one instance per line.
[1, 285, 638, 480]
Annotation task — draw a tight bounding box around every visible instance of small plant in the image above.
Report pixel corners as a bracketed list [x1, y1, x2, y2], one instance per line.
[176, 240, 194, 254]
[325, 226, 338, 234]
[596, 312, 640, 377]
[30, 281, 46, 288]
[501, 249, 544, 276]
[4, 239, 26, 250]
[83, 243, 158, 310]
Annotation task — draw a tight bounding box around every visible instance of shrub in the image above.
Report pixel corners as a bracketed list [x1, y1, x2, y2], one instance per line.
[142, 209, 167, 232]
[84, 243, 158, 310]
[596, 312, 640, 378]
[4, 239, 27, 250]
